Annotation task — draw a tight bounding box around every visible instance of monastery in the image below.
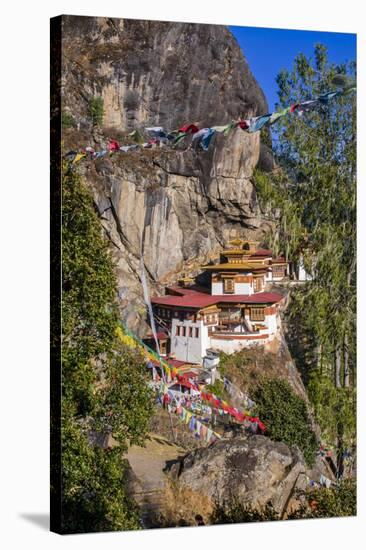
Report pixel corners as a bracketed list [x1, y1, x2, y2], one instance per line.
[149, 240, 289, 364]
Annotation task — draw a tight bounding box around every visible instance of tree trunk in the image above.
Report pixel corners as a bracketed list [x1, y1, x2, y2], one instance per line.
[336, 425, 345, 480]
[344, 334, 350, 387]
[317, 344, 323, 376]
[335, 347, 342, 388]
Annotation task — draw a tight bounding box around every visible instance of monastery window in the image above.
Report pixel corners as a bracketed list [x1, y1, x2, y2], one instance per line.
[176, 325, 180, 336]
[273, 265, 285, 278]
[182, 326, 186, 337]
[250, 307, 265, 321]
[189, 327, 193, 337]
[253, 278, 263, 292]
[223, 278, 235, 294]
[195, 327, 199, 338]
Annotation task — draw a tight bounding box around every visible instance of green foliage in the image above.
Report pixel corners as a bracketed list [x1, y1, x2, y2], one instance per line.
[205, 379, 227, 399]
[89, 96, 104, 127]
[253, 45, 356, 461]
[211, 479, 356, 524]
[61, 164, 153, 533]
[254, 379, 317, 465]
[290, 478, 356, 519]
[61, 111, 75, 128]
[307, 371, 356, 452]
[212, 499, 279, 524]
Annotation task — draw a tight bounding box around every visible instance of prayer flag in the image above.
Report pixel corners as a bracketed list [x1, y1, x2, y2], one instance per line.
[179, 123, 199, 134]
[268, 107, 291, 125]
[318, 91, 340, 104]
[185, 411, 192, 425]
[73, 153, 86, 163]
[172, 132, 188, 145]
[223, 121, 238, 135]
[247, 114, 272, 133]
[200, 128, 216, 150]
[211, 125, 229, 133]
[108, 139, 120, 151]
[206, 428, 213, 442]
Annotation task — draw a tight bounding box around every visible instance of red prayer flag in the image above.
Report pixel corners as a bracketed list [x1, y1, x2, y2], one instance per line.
[108, 139, 120, 151]
[179, 124, 199, 134]
[238, 120, 249, 130]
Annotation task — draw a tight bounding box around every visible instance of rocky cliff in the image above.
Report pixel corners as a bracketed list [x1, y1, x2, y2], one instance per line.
[61, 16, 273, 334]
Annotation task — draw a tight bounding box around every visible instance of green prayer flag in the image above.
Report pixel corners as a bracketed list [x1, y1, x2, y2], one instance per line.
[223, 121, 238, 136]
[172, 132, 188, 146]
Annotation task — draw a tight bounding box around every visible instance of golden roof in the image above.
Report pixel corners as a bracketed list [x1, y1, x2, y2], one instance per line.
[227, 238, 258, 247]
[201, 262, 268, 271]
[222, 249, 248, 256]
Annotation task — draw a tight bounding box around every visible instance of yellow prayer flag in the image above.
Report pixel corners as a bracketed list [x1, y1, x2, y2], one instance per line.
[73, 153, 86, 163]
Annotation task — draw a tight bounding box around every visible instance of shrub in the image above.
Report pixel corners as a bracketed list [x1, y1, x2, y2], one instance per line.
[254, 378, 317, 465]
[205, 379, 227, 400]
[289, 478, 356, 519]
[212, 478, 356, 524]
[89, 96, 104, 127]
[61, 111, 75, 128]
[212, 499, 279, 524]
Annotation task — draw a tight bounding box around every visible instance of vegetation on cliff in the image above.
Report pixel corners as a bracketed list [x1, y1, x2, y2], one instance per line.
[60, 164, 153, 533]
[254, 379, 317, 465]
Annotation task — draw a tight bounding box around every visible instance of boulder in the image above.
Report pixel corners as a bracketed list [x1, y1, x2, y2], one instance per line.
[167, 435, 308, 516]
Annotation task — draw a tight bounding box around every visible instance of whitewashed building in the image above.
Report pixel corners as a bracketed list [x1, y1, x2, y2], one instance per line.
[150, 240, 286, 364]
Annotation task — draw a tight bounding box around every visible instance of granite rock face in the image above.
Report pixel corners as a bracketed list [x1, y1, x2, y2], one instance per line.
[167, 435, 308, 516]
[61, 16, 274, 334]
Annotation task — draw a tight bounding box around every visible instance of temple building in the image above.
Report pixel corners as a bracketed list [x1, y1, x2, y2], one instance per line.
[149, 240, 288, 364]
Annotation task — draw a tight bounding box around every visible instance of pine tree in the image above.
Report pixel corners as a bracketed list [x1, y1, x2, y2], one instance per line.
[254, 44, 356, 467]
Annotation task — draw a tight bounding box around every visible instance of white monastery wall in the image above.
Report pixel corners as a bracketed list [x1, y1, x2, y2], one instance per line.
[170, 319, 208, 363]
[235, 282, 253, 295]
[212, 281, 223, 295]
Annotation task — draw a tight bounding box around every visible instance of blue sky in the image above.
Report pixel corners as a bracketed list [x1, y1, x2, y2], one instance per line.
[229, 26, 357, 112]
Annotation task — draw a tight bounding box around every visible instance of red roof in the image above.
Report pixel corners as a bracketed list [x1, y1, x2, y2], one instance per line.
[249, 249, 272, 257]
[156, 331, 168, 340]
[145, 331, 168, 340]
[166, 285, 210, 296]
[167, 359, 195, 368]
[152, 294, 217, 308]
[271, 257, 287, 264]
[152, 292, 283, 309]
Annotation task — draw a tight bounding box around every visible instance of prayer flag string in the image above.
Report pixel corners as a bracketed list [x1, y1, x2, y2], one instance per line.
[64, 84, 356, 163]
